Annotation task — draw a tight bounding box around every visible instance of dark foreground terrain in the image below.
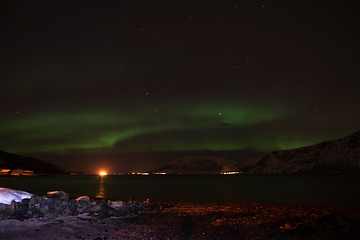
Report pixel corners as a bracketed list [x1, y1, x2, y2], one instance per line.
[1, 201, 359, 239]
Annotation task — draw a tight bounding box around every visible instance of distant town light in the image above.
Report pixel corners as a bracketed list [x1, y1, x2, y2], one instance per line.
[99, 171, 107, 176]
[221, 171, 240, 175]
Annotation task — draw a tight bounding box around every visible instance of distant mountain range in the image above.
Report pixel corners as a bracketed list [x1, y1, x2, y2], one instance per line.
[0, 150, 67, 174]
[151, 130, 360, 174]
[150, 156, 248, 174]
[246, 130, 360, 174]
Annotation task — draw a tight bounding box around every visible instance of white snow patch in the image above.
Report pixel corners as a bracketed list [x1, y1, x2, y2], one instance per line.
[0, 187, 33, 205]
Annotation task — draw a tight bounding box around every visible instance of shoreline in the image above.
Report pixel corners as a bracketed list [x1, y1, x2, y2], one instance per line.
[1, 200, 359, 239]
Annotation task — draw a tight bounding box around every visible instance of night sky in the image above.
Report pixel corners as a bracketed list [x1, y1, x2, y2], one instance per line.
[1, 1, 359, 173]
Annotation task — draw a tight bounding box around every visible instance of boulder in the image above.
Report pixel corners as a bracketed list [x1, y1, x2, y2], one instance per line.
[76, 196, 90, 202]
[88, 204, 101, 212]
[0, 190, 156, 221]
[47, 191, 69, 201]
[4, 201, 15, 215]
[109, 200, 124, 209]
[29, 196, 38, 206]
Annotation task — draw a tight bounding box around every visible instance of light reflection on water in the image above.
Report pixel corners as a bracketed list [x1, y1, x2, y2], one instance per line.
[96, 176, 105, 198]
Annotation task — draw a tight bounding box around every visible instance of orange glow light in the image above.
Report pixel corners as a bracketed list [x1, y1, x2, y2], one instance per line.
[99, 171, 107, 176]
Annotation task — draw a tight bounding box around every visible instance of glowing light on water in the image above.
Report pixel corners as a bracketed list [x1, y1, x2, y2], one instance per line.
[99, 171, 107, 176]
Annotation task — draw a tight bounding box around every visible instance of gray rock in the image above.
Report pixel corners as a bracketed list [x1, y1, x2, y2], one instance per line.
[38, 197, 53, 206]
[29, 196, 38, 206]
[20, 199, 30, 206]
[59, 201, 69, 209]
[88, 204, 101, 212]
[0, 204, 7, 212]
[76, 196, 90, 202]
[61, 208, 72, 216]
[44, 212, 58, 219]
[108, 200, 124, 209]
[47, 191, 69, 201]
[55, 206, 63, 214]
[39, 205, 49, 214]
[67, 203, 78, 215]
[0, 201, 15, 219]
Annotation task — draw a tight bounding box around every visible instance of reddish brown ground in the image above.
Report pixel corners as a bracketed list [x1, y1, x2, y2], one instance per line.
[1, 201, 359, 239]
[114, 201, 360, 239]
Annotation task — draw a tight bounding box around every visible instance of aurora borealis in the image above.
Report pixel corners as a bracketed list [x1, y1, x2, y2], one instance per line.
[1, 1, 359, 173]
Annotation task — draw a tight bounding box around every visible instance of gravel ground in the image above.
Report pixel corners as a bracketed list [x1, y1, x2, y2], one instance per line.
[1, 201, 359, 239]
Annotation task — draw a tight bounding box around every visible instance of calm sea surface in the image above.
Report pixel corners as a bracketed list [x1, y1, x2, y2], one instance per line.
[1, 174, 359, 206]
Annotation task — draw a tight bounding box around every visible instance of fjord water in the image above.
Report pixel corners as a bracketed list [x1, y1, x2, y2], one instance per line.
[1, 174, 359, 206]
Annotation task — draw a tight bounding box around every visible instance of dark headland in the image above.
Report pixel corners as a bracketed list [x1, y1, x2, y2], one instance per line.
[150, 130, 360, 174]
[0, 150, 67, 176]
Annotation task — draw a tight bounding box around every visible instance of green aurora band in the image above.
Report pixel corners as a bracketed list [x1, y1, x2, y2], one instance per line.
[0, 101, 342, 155]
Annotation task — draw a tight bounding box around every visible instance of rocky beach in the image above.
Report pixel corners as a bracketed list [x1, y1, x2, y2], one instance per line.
[0, 188, 360, 239]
